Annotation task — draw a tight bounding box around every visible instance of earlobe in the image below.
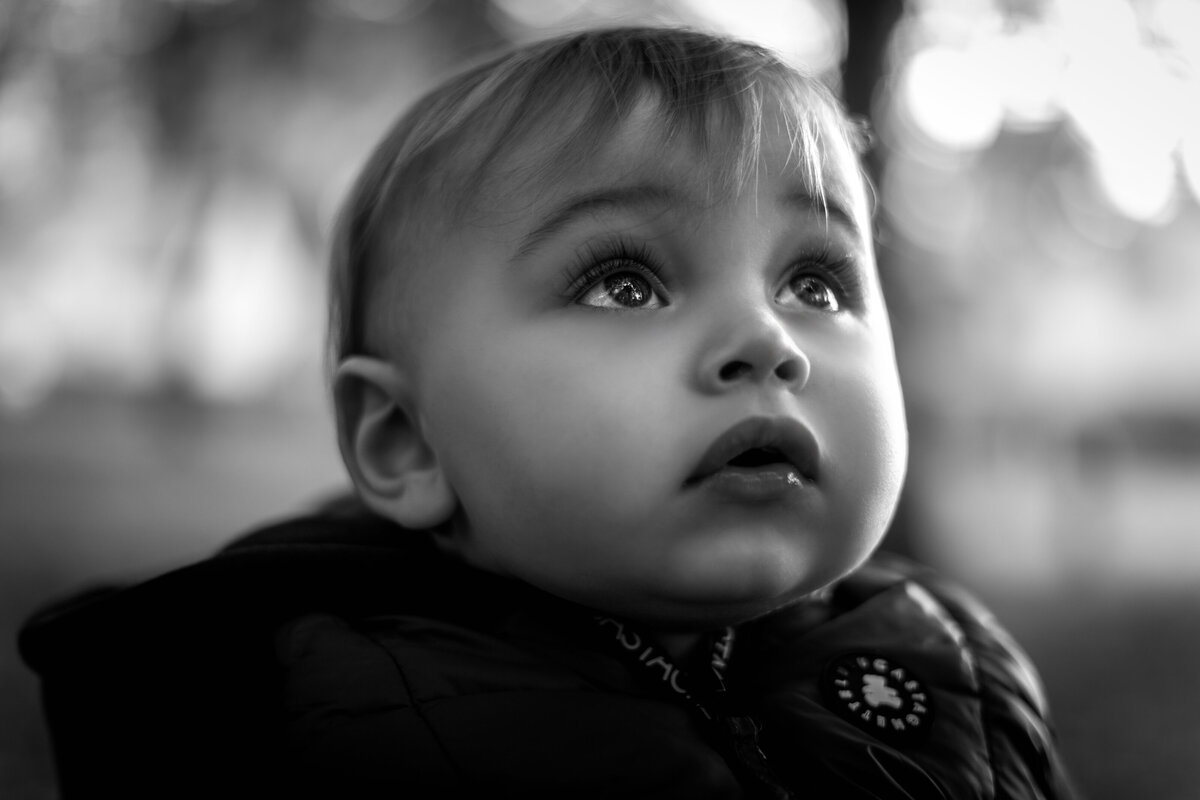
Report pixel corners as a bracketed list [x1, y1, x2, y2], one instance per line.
[334, 356, 457, 529]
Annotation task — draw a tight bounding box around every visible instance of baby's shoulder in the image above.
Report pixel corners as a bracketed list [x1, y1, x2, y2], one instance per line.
[748, 553, 1047, 713]
[839, 553, 1049, 711]
[734, 554, 1073, 798]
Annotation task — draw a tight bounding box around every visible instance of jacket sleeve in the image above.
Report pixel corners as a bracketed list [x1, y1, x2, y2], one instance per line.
[901, 562, 1079, 800]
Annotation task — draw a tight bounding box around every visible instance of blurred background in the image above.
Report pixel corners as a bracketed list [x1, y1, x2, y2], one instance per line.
[2, 0, 1198, 796]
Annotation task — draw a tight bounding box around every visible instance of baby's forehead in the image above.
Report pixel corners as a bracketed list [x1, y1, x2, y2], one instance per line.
[469, 98, 870, 241]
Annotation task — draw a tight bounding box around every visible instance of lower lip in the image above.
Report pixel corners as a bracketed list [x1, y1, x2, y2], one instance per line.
[688, 466, 812, 502]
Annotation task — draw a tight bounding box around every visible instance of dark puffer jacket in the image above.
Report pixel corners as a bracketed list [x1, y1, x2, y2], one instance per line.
[20, 511, 1076, 799]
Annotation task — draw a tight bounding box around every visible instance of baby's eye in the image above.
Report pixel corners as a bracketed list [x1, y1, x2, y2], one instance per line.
[778, 273, 841, 312]
[576, 271, 666, 310]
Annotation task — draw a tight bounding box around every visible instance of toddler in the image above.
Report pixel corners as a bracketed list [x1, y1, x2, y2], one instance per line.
[22, 26, 1076, 800]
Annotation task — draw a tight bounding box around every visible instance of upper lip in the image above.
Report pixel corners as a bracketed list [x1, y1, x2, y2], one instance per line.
[685, 416, 820, 485]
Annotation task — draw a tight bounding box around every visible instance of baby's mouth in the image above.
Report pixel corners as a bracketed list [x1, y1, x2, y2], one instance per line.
[685, 417, 820, 488]
[725, 447, 791, 469]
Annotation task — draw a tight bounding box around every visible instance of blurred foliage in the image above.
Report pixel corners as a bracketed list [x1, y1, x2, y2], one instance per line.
[1, 0, 1198, 575]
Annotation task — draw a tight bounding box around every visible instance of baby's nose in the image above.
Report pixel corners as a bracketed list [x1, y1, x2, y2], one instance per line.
[697, 311, 810, 393]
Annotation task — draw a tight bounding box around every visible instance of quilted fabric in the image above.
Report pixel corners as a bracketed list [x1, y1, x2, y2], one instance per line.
[20, 512, 1076, 799]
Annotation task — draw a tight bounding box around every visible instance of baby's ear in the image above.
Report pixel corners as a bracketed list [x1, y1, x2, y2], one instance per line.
[333, 356, 457, 529]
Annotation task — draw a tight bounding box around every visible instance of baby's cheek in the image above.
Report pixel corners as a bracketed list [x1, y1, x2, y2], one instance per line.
[830, 367, 907, 531]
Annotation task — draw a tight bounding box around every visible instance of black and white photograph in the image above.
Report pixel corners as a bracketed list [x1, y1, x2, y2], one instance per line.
[3, 1, 1199, 797]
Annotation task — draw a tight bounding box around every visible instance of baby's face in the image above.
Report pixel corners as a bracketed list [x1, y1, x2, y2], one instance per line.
[404, 104, 907, 627]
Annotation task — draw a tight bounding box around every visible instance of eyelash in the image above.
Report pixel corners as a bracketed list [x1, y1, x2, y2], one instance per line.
[562, 237, 669, 303]
[561, 238, 862, 309]
[785, 245, 863, 309]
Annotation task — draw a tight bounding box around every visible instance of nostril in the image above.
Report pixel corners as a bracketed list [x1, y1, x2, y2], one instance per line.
[775, 359, 801, 383]
[718, 361, 752, 382]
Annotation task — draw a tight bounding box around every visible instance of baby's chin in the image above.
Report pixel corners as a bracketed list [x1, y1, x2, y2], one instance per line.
[585, 572, 834, 632]
[607, 548, 871, 629]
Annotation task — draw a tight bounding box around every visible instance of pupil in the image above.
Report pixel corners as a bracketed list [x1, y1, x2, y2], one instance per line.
[606, 274, 648, 306]
[798, 277, 828, 306]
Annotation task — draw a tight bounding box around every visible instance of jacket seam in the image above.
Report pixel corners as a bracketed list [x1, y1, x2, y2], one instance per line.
[929, 589, 1000, 800]
[359, 627, 468, 781]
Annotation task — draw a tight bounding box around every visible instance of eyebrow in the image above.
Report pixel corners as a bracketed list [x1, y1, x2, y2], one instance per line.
[781, 189, 862, 241]
[510, 181, 864, 262]
[510, 183, 684, 262]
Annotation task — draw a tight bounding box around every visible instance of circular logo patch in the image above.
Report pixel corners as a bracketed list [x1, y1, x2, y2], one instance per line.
[821, 653, 934, 741]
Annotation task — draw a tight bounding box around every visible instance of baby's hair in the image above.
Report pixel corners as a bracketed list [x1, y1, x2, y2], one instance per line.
[328, 26, 868, 374]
